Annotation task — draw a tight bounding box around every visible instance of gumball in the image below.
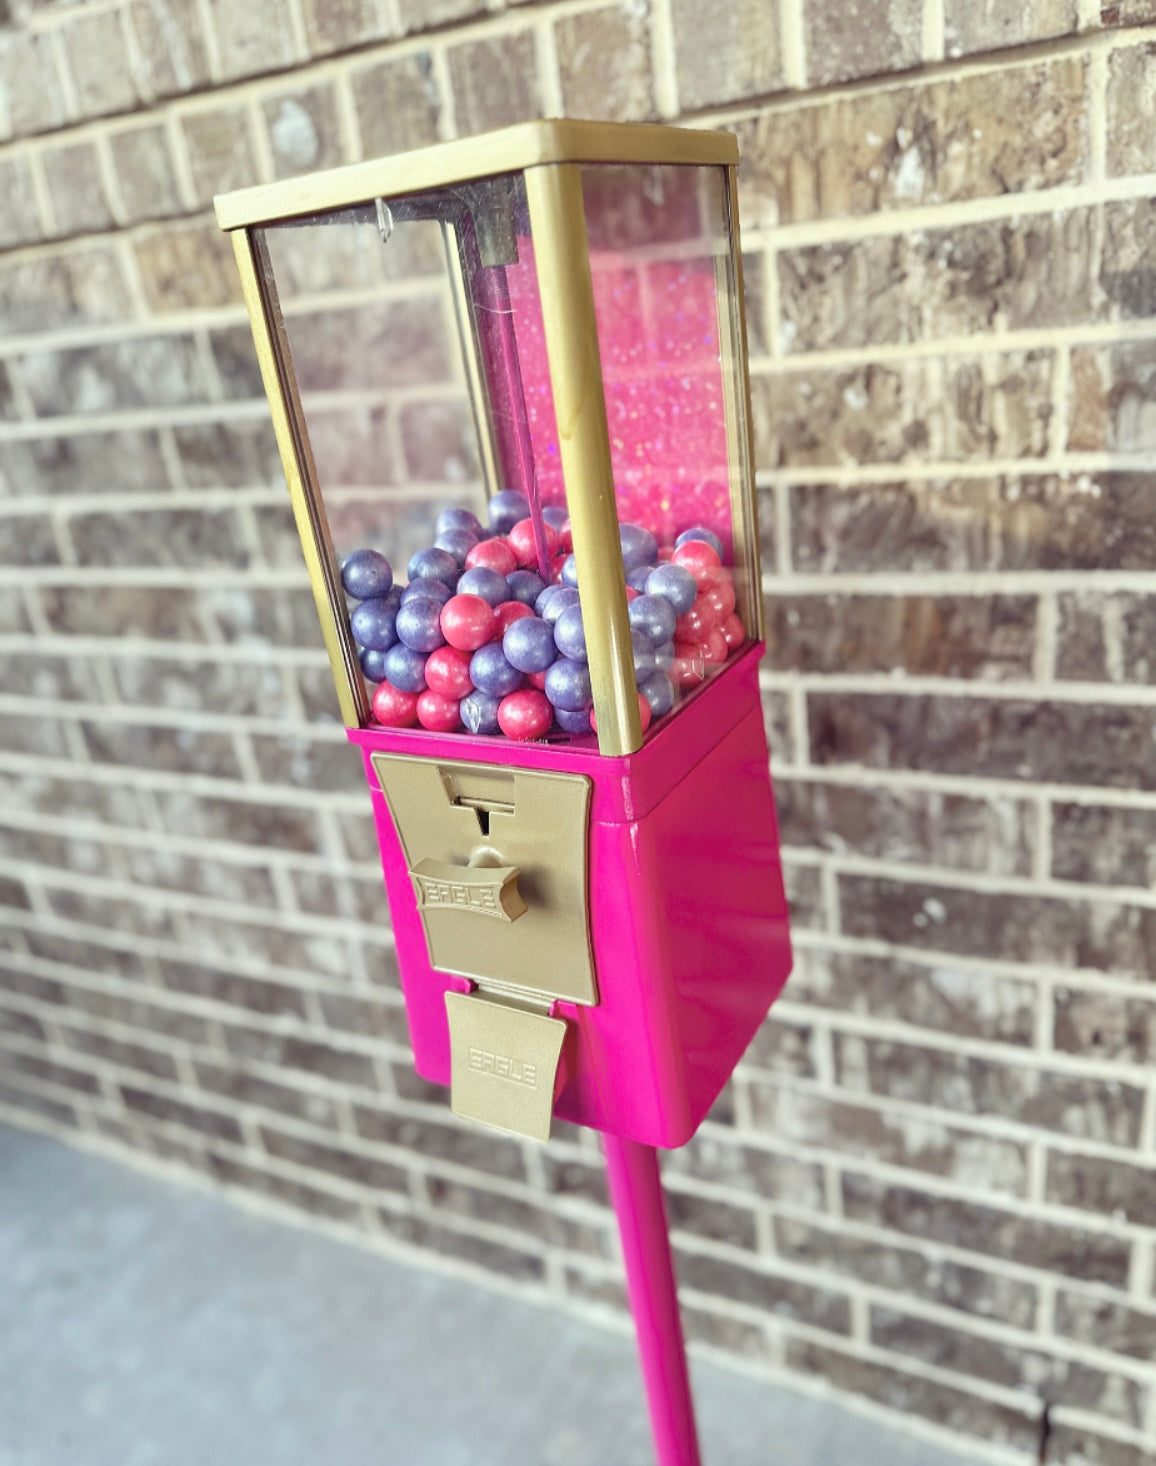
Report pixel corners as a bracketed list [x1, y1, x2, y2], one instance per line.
[505, 570, 547, 608]
[554, 706, 592, 735]
[558, 519, 574, 553]
[629, 593, 678, 646]
[645, 563, 697, 617]
[536, 585, 580, 625]
[675, 526, 725, 561]
[466, 538, 517, 578]
[384, 643, 428, 693]
[631, 628, 657, 677]
[417, 689, 461, 733]
[639, 669, 675, 720]
[437, 506, 484, 540]
[721, 613, 746, 650]
[396, 596, 447, 653]
[498, 688, 552, 741]
[549, 554, 568, 584]
[657, 546, 673, 563]
[554, 604, 587, 662]
[359, 646, 391, 683]
[341, 548, 393, 600]
[670, 641, 707, 690]
[542, 505, 568, 532]
[675, 600, 721, 644]
[425, 646, 475, 700]
[702, 629, 730, 665]
[457, 566, 508, 607]
[625, 587, 640, 603]
[526, 668, 549, 691]
[700, 568, 737, 622]
[620, 522, 658, 570]
[509, 518, 560, 568]
[441, 594, 498, 652]
[671, 538, 722, 586]
[654, 639, 676, 670]
[626, 565, 653, 593]
[350, 597, 398, 652]
[495, 600, 534, 635]
[544, 657, 593, 711]
[401, 578, 454, 608]
[504, 615, 557, 674]
[560, 553, 580, 588]
[408, 547, 459, 585]
[371, 680, 419, 727]
[460, 690, 502, 735]
[434, 528, 478, 568]
[489, 489, 531, 535]
[591, 693, 651, 736]
[470, 642, 524, 698]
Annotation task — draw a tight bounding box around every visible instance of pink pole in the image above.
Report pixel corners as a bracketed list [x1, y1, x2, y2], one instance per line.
[602, 1135, 703, 1466]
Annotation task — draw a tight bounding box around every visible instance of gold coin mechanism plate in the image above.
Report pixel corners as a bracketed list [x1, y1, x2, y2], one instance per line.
[370, 753, 597, 1008]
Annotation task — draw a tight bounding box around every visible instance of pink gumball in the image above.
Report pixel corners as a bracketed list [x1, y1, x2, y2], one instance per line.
[495, 600, 534, 635]
[671, 641, 707, 689]
[701, 568, 737, 621]
[525, 668, 549, 691]
[466, 538, 517, 577]
[550, 554, 568, 584]
[416, 689, 461, 732]
[441, 594, 498, 651]
[625, 586, 640, 603]
[671, 539, 722, 586]
[558, 519, 574, 553]
[371, 681, 419, 727]
[675, 600, 721, 643]
[425, 646, 474, 700]
[657, 546, 673, 563]
[721, 612, 746, 650]
[498, 689, 552, 741]
[702, 628, 729, 664]
[508, 518, 560, 569]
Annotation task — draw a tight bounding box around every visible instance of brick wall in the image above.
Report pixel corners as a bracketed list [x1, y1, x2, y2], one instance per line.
[1, 1, 1154, 1461]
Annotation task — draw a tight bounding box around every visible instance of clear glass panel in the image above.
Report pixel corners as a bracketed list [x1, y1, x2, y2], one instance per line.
[579, 163, 752, 721]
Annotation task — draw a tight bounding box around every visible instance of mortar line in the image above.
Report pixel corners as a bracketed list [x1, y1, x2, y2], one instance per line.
[778, 0, 806, 90]
[921, 0, 945, 63]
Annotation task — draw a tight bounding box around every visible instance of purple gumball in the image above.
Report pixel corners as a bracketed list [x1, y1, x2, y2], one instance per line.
[536, 585, 580, 625]
[503, 616, 557, 674]
[542, 505, 568, 531]
[553, 604, 587, 662]
[560, 554, 580, 588]
[350, 597, 398, 652]
[629, 593, 678, 646]
[359, 646, 391, 683]
[645, 563, 697, 617]
[469, 642, 523, 698]
[407, 547, 459, 586]
[554, 706, 593, 735]
[460, 690, 502, 735]
[506, 570, 547, 608]
[631, 628, 657, 676]
[639, 669, 675, 719]
[457, 566, 508, 607]
[619, 522, 658, 570]
[437, 506, 484, 540]
[401, 578, 454, 608]
[383, 643, 428, 693]
[544, 657, 592, 712]
[395, 596, 447, 653]
[434, 528, 478, 568]
[341, 548, 393, 600]
[489, 490, 531, 535]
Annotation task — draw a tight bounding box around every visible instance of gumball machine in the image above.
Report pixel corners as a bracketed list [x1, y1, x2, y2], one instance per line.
[217, 120, 790, 1466]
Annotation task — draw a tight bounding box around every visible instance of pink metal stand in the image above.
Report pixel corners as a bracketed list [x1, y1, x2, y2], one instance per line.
[603, 1135, 703, 1466]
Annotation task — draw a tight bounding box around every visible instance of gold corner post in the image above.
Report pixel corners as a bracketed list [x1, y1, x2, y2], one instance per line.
[523, 163, 643, 758]
[230, 227, 369, 729]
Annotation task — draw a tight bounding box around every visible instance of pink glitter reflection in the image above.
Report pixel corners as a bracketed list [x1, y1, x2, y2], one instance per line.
[503, 236, 732, 555]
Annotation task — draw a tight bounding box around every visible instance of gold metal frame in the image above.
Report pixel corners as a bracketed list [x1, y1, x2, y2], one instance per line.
[231, 229, 369, 727]
[218, 119, 763, 748]
[216, 119, 738, 231]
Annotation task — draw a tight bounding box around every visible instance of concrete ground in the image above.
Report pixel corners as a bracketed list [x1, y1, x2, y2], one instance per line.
[0, 1126, 977, 1466]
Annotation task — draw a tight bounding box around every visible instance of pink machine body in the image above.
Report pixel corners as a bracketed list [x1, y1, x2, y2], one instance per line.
[352, 645, 790, 1148]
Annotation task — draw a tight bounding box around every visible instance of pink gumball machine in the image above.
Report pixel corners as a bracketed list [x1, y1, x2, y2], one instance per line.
[218, 120, 791, 1466]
